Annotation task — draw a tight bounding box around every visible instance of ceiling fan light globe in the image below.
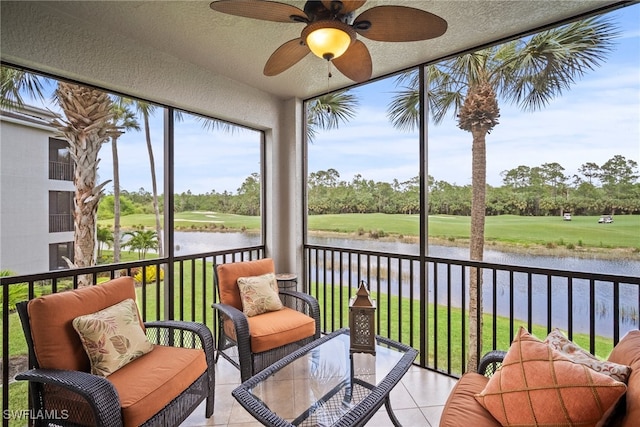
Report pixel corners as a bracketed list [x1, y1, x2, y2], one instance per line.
[303, 21, 354, 61]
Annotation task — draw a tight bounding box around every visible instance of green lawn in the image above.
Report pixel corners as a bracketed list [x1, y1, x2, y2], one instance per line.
[311, 282, 616, 374]
[99, 212, 640, 250]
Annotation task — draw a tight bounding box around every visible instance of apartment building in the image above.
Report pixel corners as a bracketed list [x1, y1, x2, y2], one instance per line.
[0, 105, 74, 274]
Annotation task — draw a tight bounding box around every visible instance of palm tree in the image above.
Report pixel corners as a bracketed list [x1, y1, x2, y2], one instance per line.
[131, 101, 163, 258]
[0, 67, 46, 109]
[109, 98, 140, 265]
[96, 225, 114, 259]
[122, 229, 158, 259]
[52, 82, 116, 286]
[306, 90, 358, 142]
[387, 16, 618, 371]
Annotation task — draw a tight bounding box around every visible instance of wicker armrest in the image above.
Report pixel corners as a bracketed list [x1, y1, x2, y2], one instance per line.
[144, 320, 214, 350]
[212, 302, 252, 379]
[144, 320, 215, 373]
[478, 350, 507, 377]
[15, 368, 123, 427]
[278, 289, 321, 337]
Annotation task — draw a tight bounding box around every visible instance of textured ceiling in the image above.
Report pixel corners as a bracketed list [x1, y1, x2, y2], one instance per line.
[27, 1, 624, 99]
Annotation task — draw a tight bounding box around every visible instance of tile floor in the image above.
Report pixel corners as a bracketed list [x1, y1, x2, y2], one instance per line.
[181, 351, 459, 427]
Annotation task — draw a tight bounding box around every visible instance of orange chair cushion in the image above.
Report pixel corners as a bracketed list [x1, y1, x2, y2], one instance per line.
[607, 330, 640, 427]
[440, 373, 500, 427]
[107, 345, 207, 427]
[224, 307, 316, 354]
[27, 277, 141, 372]
[216, 258, 275, 311]
[475, 327, 626, 426]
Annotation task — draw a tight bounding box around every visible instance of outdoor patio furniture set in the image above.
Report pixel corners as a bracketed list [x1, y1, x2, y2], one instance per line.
[16, 259, 638, 426]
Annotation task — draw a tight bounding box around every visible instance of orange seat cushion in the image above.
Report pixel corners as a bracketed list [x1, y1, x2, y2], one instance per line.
[107, 345, 207, 427]
[27, 277, 141, 372]
[607, 330, 640, 427]
[224, 307, 316, 353]
[216, 258, 275, 311]
[440, 373, 500, 427]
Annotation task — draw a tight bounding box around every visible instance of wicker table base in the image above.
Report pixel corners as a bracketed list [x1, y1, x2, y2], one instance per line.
[232, 328, 417, 427]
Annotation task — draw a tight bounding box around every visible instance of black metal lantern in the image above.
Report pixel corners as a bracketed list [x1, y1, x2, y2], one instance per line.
[349, 281, 376, 355]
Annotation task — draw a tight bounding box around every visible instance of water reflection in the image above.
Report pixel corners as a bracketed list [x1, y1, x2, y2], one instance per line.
[175, 231, 639, 337]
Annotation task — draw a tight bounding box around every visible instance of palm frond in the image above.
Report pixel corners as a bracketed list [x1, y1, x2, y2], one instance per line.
[306, 90, 358, 142]
[502, 16, 619, 111]
[0, 67, 46, 110]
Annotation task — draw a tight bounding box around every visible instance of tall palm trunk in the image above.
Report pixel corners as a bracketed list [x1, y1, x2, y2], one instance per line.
[143, 112, 163, 257]
[468, 128, 487, 371]
[52, 82, 115, 287]
[111, 131, 123, 266]
[458, 81, 499, 371]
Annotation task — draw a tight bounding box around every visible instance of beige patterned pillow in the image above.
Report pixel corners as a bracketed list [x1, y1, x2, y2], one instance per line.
[544, 328, 631, 383]
[237, 272, 283, 317]
[72, 299, 154, 377]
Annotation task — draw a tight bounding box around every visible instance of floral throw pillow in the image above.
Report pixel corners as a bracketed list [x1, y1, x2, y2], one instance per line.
[544, 328, 631, 383]
[72, 299, 154, 377]
[237, 272, 283, 317]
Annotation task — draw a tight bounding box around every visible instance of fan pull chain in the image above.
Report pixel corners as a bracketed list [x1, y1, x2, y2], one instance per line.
[326, 60, 333, 110]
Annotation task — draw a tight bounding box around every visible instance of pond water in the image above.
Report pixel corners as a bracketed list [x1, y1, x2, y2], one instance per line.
[174, 231, 640, 337]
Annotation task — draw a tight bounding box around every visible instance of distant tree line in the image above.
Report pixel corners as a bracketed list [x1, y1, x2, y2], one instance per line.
[308, 155, 639, 216]
[98, 155, 639, 219]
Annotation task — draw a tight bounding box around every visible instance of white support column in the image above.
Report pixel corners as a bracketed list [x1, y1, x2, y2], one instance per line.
[265, 98, 304, 282]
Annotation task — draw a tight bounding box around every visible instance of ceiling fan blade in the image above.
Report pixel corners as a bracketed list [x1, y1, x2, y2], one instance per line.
[354, 6, 447, 42]
[264, 38, 310, 76]
[321, 0, 367, 15]
[210, 0, 307, 23]
[332, 40, 372, 82]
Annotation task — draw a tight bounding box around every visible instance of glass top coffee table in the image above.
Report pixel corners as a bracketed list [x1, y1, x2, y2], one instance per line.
[232, 328, 418, 427]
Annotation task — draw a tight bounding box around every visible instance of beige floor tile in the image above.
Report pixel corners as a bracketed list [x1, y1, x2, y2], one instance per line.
[182, 349, 457, 426]
[421, 405, 445, 427]
[368, 407, 429, 426]
[399, 368, 457, 407]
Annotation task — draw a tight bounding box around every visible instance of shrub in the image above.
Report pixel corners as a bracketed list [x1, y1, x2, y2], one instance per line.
[133, 266, 165, 283]
[566, 243, 575, 250]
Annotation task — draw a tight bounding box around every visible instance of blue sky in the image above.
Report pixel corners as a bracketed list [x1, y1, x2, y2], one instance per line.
[26, 4, 640, 194]
[308, 5, 640, 189]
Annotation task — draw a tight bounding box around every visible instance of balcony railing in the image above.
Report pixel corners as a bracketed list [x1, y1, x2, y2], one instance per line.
[2, 243, 638, 424]
[48, 213, 74, 233]
[48, 161, 74, 181]
[305, 244, 640, 376]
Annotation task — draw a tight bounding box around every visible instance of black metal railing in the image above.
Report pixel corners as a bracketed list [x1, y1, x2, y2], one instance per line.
[305, 244, 640, 377]
[1, 245, 264, 425]
[48, 213, 74, 233]
[48, 161, 74, 181]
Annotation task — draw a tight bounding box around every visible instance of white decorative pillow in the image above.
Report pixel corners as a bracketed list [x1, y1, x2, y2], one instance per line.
[72, 299, 154, 377]
[237, 272, 283, 317]
[544, 328, 631, 383]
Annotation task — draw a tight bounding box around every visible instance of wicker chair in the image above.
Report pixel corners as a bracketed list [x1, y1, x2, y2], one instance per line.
[15, 276, 215, 427]
[213, 258, 321, 382]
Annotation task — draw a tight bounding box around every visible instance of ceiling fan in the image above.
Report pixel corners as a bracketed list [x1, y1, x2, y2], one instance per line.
[209, 0, 448, 83]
